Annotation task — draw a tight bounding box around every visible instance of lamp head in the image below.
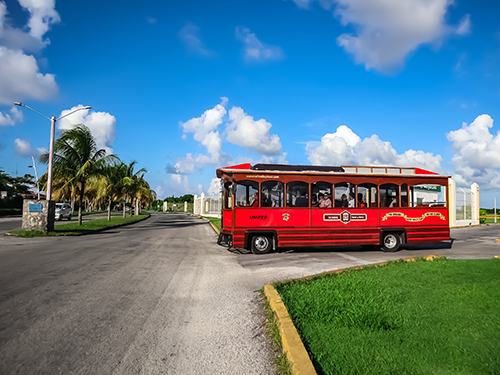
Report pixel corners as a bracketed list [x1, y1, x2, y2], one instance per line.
[14, 102, 23, 106]
[84, 106, 91, 110]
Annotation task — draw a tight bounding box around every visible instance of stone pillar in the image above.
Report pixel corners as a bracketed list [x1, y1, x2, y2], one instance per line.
[22, 199, 55, 232]
[200, 193, 205, 215]
[471, 183, 479, 224]
[184, 201, 187, 212]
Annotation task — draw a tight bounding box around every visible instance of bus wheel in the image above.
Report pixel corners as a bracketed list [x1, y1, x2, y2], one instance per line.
[251, 235, 272, 254]
[381, 233, 401, 252]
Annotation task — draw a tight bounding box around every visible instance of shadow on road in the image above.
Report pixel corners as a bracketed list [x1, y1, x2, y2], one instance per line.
[225, 240, 454, 256]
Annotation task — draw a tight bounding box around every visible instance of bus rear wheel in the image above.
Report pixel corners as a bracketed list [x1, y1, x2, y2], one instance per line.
[381, 233, 401, 252]
[251, 235, 272, 254]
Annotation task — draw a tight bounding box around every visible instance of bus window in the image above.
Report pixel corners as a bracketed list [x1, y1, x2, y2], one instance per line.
[358, 183, 378, 208]
[312, 181, 333, 208]
[335, 182, 355, 208]
[410, 184, 446, 207]
[235, 180, 259, 207]
[401, 184, 409, 207]
[380, 183, 399, 207]
[262, 181, 284, 207]
[223, 182, 233, 209]
[287, 181, 309, 207]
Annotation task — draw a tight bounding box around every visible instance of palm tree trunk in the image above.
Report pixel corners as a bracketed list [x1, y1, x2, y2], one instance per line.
[135, 198, 139, 216]
[123, 203, 126, 218]
[107, 198, 112, 221]
[78, 181, 86, 225]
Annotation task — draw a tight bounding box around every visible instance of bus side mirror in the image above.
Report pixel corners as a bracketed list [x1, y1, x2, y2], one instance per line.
[224, 182, 235, 195]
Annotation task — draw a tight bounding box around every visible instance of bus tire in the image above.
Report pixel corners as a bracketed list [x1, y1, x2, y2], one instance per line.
[251, 235, 272, 254]
[381, 233, 401, 252]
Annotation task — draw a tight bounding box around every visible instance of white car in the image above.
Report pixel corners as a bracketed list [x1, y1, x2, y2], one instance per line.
[55, 203, 72, 220]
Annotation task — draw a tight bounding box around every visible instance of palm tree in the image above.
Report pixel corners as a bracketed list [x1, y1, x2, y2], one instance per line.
[39, 125, 116, 225]
[131, 175, 156, 215]
[96, 162, 127, 220]
[121, 161, 148, 217]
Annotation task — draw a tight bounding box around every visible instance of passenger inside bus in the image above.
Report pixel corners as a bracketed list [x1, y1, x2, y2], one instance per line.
[295, 192, 308, 207]
[320, 193, 332, 208]
[312, 195, 318, 207]
[249, 192, 259, 207]
[358, 193, 366, 208]
[348, 193, 355, 207]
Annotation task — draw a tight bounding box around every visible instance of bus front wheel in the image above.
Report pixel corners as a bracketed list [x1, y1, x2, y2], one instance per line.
[251, 235, 272, 254]
[381, 233, 401, 252]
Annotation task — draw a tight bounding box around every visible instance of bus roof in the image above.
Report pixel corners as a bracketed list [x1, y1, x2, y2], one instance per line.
[216, 163, 447, 178]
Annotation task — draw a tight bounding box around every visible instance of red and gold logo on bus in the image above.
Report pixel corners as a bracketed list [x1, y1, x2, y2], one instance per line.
[323, 211, 367, 225]
[382, 212, 446, 222]
[282, 213, 290, 221]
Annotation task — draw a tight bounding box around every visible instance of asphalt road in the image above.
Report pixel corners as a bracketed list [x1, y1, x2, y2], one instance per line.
[0, 211, 126, 234]
[0, 213, 499, 375]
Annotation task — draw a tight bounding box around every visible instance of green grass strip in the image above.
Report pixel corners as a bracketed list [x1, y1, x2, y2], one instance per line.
[203, 216, 221, 231]
[11, 213, 150, 237]
[274, 257, 500, 375]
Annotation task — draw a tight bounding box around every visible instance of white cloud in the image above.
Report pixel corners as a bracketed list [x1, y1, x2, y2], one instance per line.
[181, 97, 227, 143]
[446, 115, 500, 189]
[235, 26, 285, 63]
[14, 138, 46, 158]
[456, 14, 471, 36]
[57, 105, 117, 155]
[447, 115, 500, 170]
[0, 106, 23, 126]
[335, 0, 453, 73]
[0, 1, 60, 105]
[306, 125, 443, 172]
[292, 0, 469, 73]
[17, 0, 60, 42]
[155, 185, 164, 200]
[179, 23, 212, 56]
[226, 106, 282, 156]
[0, 46, 58, 104]
[207, 177, 221, 197]
[180, 97, 229, 166]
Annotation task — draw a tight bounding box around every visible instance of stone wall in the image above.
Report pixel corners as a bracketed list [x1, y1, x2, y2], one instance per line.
[22, 199, 55, 232]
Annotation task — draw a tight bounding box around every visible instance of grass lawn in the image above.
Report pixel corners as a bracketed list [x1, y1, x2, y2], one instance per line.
[274, 257, 500, 375]
[204, 216, 221, 231]
[11, 213, 150, 237]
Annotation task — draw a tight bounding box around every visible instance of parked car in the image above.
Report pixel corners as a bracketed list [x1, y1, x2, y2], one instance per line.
[55, 203, 72, 220]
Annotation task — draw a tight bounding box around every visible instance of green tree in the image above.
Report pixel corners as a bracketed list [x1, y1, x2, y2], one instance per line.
[121, 161, 148, 217]
[95, 162, 128, 220]
[39, 125, 116, 225]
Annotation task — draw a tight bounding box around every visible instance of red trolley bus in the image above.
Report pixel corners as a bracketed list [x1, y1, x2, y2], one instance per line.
[216, 163, 450, 254]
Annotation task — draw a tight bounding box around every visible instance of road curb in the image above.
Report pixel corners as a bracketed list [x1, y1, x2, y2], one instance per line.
[265, 255, 445, 375]
[264, 284, 317, 375]
[198, 215, 221, 234]
[5, 213, 151, 237]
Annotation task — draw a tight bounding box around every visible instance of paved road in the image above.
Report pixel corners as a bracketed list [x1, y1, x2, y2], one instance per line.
[0, 213, 498, 375]
[0, 211, 126, 234]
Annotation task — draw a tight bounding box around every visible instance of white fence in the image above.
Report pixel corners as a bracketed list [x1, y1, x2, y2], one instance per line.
[193, 193, 222, 218]
[448, 180, 479, 228]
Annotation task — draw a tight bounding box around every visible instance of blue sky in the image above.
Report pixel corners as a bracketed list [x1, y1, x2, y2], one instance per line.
[1, 0, 499, 207]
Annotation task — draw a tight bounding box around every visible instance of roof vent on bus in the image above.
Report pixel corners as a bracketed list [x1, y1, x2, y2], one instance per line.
[251, 164, 345, 173]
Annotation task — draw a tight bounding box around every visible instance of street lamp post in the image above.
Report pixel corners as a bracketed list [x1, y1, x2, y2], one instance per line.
[14, 103, 91, 201]
[28, 155, 40, 200]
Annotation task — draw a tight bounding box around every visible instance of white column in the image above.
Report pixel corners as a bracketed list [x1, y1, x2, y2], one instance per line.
[200, 193, 205, 215]
[471, 183, 479, 224]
